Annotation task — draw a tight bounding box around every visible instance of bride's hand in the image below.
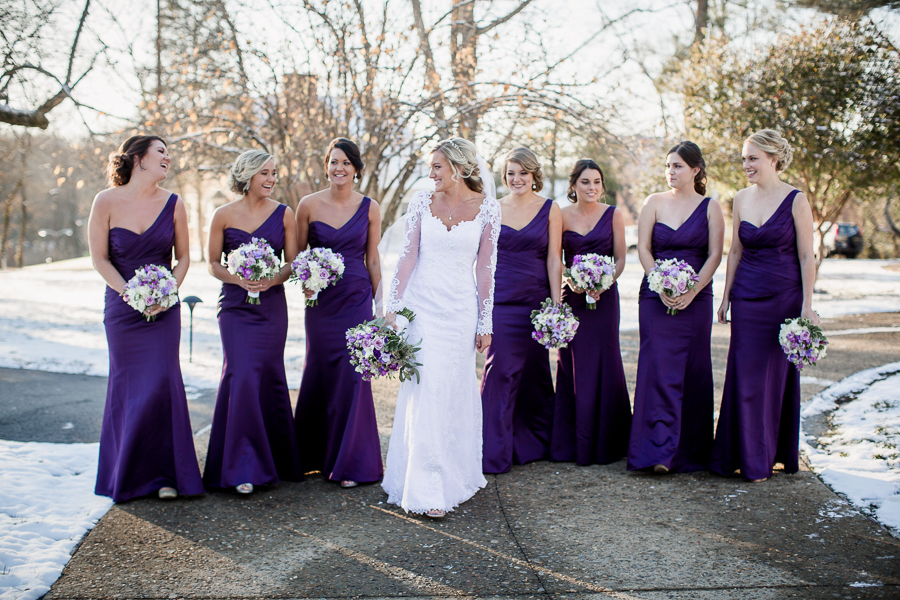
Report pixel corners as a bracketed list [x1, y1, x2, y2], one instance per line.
[385, 312, 398, 331]
[476, 334, 491, 353]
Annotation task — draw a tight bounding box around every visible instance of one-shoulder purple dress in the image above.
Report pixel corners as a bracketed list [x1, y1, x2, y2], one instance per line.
[481, 199, 554, 474]
[96, 194, 204, 502]
[627, 197, 714, 473]
[293, 198, 383, 483]
[550, 207, 631, 465]
[204, 203, 302, 489]
[712, 190, 803, 480]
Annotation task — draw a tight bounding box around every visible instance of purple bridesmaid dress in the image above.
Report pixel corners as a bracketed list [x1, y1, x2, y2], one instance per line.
[293, 198, 383, 483]
[96, 194, 204, 502]
[203, 203, 302, 489]
[627, 197, 714, 473]
[481, 199, 555, 474]
[550, 207, 631, 465]
[711, 190, 803, 480]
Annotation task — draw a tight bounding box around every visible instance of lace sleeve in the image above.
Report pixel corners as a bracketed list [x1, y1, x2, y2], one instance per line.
[385, 192, 427, 314]
[475, 197, 501, 335]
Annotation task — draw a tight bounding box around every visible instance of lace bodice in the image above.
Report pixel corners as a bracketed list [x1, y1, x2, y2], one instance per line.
[385, 190, 501, 335]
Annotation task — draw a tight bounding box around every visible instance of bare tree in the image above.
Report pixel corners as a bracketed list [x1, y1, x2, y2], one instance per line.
[0, 0, 106, 129]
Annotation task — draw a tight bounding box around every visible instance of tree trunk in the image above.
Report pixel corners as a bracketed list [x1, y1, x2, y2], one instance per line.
[886, 196, 900, 238]
[694, 0, 709, 45]
[16, 186, 27, 267]
[451, 0, 479, 139]
[1, 181, 23, 269]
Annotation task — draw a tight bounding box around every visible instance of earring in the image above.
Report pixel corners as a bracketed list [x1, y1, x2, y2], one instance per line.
[139, 162, 147, 171]
[532, 183, 537, 190]
[354, 174, 359, 182]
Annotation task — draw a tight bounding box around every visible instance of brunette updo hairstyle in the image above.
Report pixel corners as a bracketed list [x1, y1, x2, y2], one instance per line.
[502, 147, 544, 192]
[107, 135, 166, 187]
[746, 129, 793, 172]
[667, 141, 707, 195]
[432, 137, 483, 193]
[566, 159, 606, 203]
[325, 137, 365, 180]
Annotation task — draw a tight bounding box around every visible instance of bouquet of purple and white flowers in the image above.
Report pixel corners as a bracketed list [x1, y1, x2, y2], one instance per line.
[530, 298, 579, 350]
[225, 237, 281, 305]
[121, 264, 179, 322]
[291, 247, 345, 307]
[565, 253, 616, 309]
[779, 317, 828, 371]
[647, 258, 699, 315]
[345, 308, 421, 383]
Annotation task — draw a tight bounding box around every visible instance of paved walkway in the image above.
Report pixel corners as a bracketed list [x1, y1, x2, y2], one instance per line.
[28, 312, 900, 598]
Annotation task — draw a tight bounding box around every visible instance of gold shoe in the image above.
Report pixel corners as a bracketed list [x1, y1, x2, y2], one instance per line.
[652, 464, 669, 474]
[236, 483, 254, 494]
[426, 509, 446, 519]
[340, 480, 358, 488]
[158, 487, 178, 500]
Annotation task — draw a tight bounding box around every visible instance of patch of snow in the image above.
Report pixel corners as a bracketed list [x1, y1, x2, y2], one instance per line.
[825, 326, 900, 336]
[850, 582, 884, 587]
[801, 366, 900, 533]
[800, 376, 838, 386]
[0, 440, 113, 600]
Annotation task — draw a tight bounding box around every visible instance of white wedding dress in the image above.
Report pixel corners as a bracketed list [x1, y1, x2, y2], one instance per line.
[382, 190, 500, 513]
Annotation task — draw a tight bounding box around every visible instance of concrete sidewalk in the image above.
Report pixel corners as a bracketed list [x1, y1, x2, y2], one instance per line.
[36, 312, 900, 598]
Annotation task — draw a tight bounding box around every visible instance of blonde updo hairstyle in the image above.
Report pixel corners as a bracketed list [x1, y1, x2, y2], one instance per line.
[432, 137, 483, 193]
[229, 149, 275, 195]
[502, 147, 544, 193]
[746, 129, 793, 172]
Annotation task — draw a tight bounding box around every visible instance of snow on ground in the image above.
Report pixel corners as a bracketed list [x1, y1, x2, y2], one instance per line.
[0, 440, 112, 600]
[801, 362, 900, 534]
[0, 256, 896, 387]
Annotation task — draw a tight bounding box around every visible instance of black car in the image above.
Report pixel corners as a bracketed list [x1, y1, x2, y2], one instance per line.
[831, 222, 864, 259]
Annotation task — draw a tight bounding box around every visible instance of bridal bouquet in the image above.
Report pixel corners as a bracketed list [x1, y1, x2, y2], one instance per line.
[779, 317, 828, 371]
[565, 253, 616, 309]
[121, 264, 179, 322]
[346, 308, 422, 383]
[291, 247, 345, 307]
[647, 258, 699, 315]
[225, 237, 281, 304]
[531, 298, 579, 350]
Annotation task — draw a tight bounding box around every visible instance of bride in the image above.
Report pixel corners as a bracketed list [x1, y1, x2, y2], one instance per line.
[382, 137, 500, 518]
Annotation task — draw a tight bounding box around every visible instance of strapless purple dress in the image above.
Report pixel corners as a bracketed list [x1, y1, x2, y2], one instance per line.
[481, 199, 554, 474]
[203, 203, 302, 489]
[95, 194, 204, 502]
[627, 197, 714, 472]
[293, 198, 383, 483]
[550, 207, 631, 465]
[712, 190, 803, 480]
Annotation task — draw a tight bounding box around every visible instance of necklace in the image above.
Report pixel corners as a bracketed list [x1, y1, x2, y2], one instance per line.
[443, 194, 463, 221]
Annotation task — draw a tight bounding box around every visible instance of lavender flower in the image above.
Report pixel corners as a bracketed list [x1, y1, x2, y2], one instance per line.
[530, 298, 579, 349]
[647, 258, 699, 315]
[779, 317, 828, 371]
[564, 253, 616, 309]
[290, 247, 345, 307]
[345, 308, 422, 383]
[225, 237, 281, 305]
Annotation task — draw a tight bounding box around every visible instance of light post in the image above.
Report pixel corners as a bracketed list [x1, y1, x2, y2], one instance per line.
[182, 295, 203, 362]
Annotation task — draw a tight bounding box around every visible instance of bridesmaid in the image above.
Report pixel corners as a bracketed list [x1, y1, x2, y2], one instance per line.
[627, 141, 724, 474]
[293, 138, 384, 488]
[481, 147, 562, 474]
[205, 149, 302, 494]
[550, 159, 631, 465]
[89, 135, 204, 501]
[711, 130, 817, 482]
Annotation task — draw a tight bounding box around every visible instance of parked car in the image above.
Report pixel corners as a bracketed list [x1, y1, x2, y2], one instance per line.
[818, 221, 864, 259]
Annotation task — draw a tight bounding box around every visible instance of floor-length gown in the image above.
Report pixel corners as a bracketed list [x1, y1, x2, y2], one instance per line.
[550, 207, 632, 465]
[96, 193, 204, 502]
[627, 197, 714, 473]
[294, 197, 383, 483]
[382, 191, 500, 513]
[480, 199, 554, 473]
[204, 203, 302, 489]
[711, 190, 803, 480]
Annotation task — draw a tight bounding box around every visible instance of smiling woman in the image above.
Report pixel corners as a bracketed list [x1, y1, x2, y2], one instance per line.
[204, 149, 303, 495]
[89, 134, 204, 502]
